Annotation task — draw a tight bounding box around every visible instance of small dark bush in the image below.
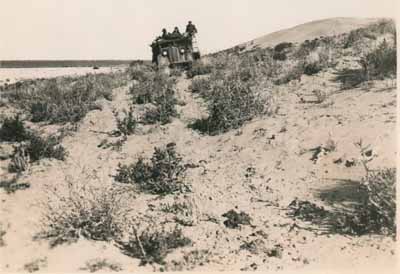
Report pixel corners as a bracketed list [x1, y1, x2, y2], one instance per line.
[273, 52, 287, 61]
[361, 39, 396, 79]
[303, 62, 322, 75]
[274, 42, 293, 53]
[115, 143, 189, 195]
[222, 209, 252, 229]
[333, 68, 367, 89]
[25, 132, 67, 162]
[0, 115, 29, 142]
[117, 224, 191, 265]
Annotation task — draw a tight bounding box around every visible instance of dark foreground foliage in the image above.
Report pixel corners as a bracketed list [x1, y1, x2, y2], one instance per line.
[115, 143, 189, 195]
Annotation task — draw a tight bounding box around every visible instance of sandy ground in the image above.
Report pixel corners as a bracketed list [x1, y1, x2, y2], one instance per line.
[0, 67, 125, 85]
[0, 65, 397, 272]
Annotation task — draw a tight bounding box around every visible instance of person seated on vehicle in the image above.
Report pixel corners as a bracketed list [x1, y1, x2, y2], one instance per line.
[185, 21, 197, 37]
[171, 27, 182, 39]
[161, 28, 168, 39]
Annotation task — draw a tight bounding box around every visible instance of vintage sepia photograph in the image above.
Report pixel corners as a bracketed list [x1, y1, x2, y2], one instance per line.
[0, 0, 397, 273]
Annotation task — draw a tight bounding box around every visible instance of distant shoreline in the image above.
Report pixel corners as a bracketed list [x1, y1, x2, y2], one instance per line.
[0, 60, 135, 68]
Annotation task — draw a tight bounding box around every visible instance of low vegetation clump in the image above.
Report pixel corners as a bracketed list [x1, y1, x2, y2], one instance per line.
[130, 72, 170, 104]
[141, 87, 179, 125]
[187, 61, 213, 78]
[335, 39, 396, 89]
[0, 114, 29, 142]
[189, 77, 211, 96]
[80, 259, 122, 273]
[358, 168, 396, 235]
[113, 106, 138, 136]
[6, 73, 125, 124]
[37, 182, 128, 248]
[191, 70, 267, 134]
[0, 176, 30, 194]
[24, 132, 67, 162]
[0, 117, 66, 172]
[115, 143, 189, 195]
[116, 224, 191, 265]
[130, 72, 179, 125]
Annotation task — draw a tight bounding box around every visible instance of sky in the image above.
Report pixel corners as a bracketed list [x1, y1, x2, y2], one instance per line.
[0, 0, 396, 60]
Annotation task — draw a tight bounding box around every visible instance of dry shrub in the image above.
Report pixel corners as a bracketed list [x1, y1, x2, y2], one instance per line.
[6, 73, 125, 124]
[189, 77, 211, 96]
[113, 106, 138, 136]
[360, 168, 396, 235]
[115, 143, 189, 195]
[187, 61, 213, 78]
[334, 39, 396, 89]
[116, 223, 191, 265]
[25, 132, 67, 162]
[130, 72, 178, 125]
[36, 178, 131, 248]
[0, 114, 29, 142]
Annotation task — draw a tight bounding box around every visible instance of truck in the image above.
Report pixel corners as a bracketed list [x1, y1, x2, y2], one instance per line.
[151, 33, 200, 69]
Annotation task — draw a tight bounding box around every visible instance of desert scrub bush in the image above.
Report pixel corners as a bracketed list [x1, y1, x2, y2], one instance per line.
[360, 39, 396, 80]
[189, 77, 211, 96]
[36, 181, 130, 247]
[274, 62, 304, 85]
[0, 114, 29, 142]
[191, 71, 267, 134]
[334, 39, 396, 89]
[141, 86, 179, 125]
[6, 74, 122, 124]
[115, 143, 189, 195]
[187, 61, 213, 78]
[359, 168, 396, 235]
[116, 223, 191, 265]
[8, 145, 30, 173]
[303, 62, 323, 76]
[113, 106, 138, 136]
[24, 132, 67, 162]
